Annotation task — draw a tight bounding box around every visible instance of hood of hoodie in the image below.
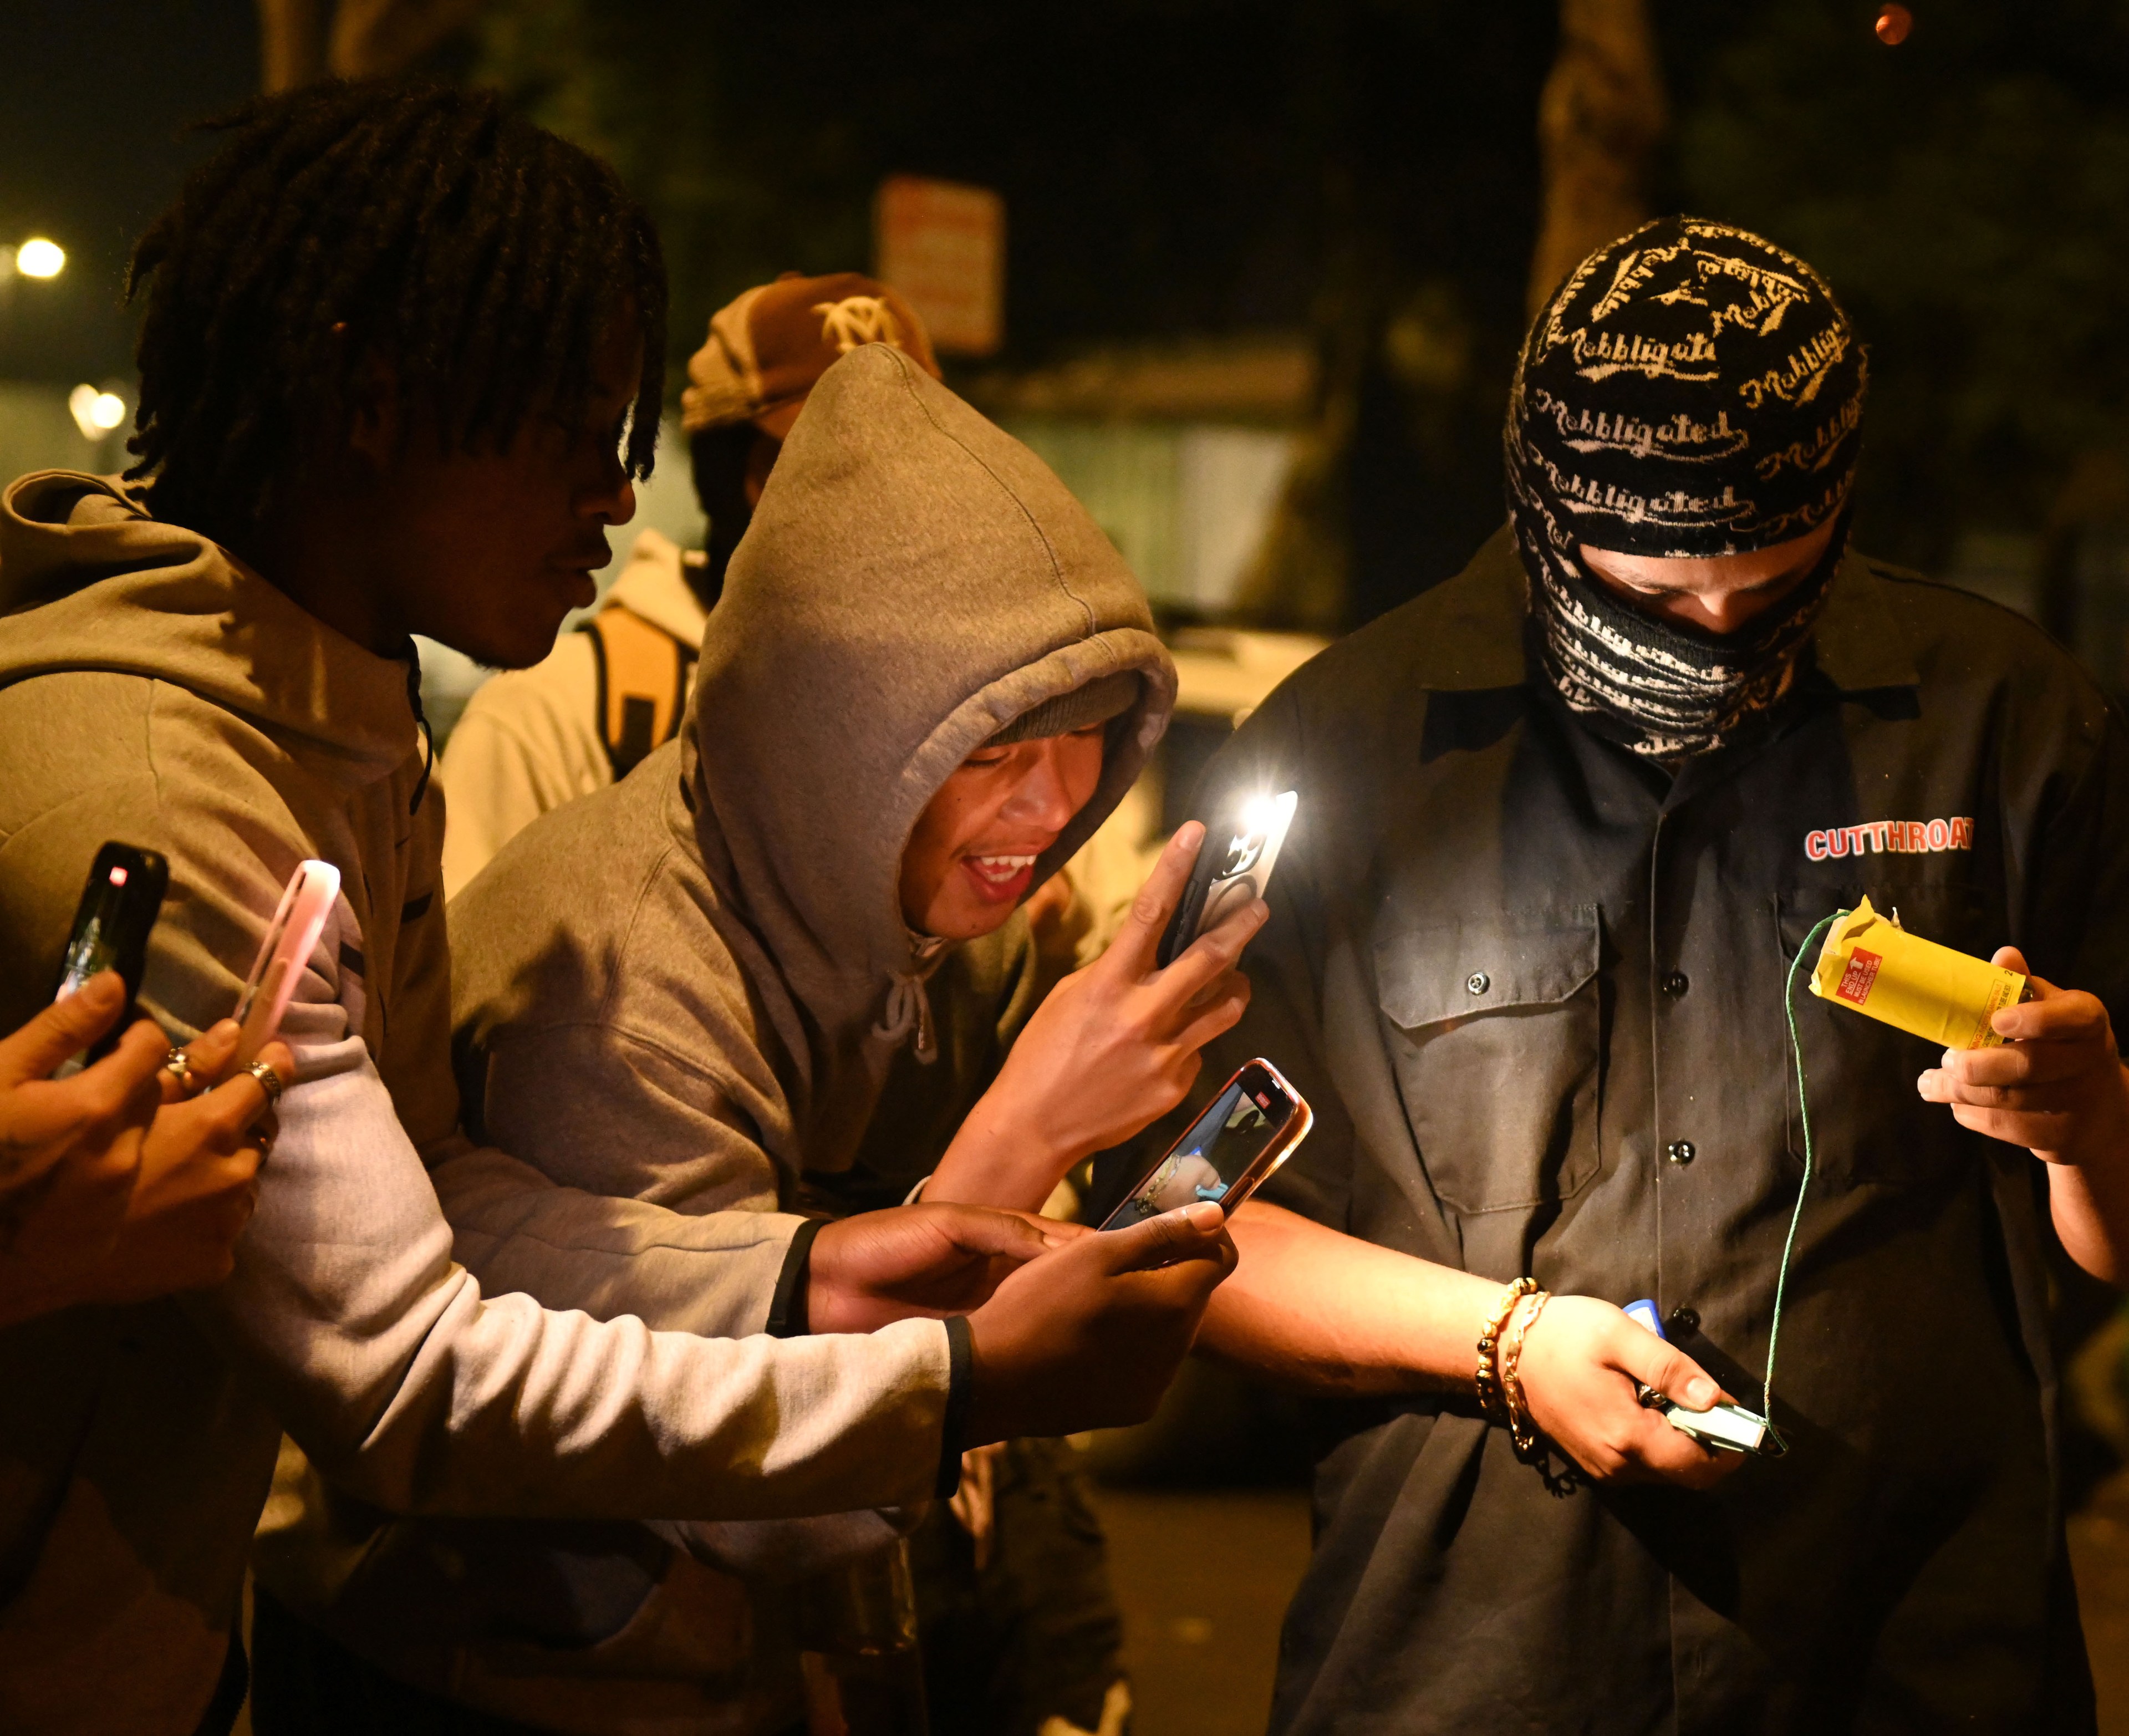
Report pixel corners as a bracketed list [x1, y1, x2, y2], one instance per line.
[0, 471, 416, 789]
[683, 342, 1175, 1064]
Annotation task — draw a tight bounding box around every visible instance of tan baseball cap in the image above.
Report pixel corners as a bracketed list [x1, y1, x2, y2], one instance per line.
[681, 271, 943, 439]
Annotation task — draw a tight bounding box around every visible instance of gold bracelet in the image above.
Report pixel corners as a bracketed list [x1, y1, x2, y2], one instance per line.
[1474, 1276, 1537, 1423]
[1500, 1290, 1551, 1462]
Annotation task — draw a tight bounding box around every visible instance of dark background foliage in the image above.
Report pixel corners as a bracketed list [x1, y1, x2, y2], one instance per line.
[8, 0, 2128, 618]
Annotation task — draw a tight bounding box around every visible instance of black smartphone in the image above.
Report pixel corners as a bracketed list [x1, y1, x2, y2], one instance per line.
[1101, 1058, 1313, 1229]
[52, 842, 169, 1073]
[1156, 790, 1297, 969]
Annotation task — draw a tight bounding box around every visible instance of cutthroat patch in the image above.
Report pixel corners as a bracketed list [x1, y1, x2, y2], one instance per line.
[1804, 817, 1972, 861]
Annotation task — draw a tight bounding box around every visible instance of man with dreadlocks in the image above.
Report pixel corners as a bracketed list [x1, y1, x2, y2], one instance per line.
[434, 271, 945, 899]
[0, 80, 1234, 1736]
[1131, 216, 2129, 1730]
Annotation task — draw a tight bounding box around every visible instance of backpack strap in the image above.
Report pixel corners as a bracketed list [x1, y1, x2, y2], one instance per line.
[578, 605, 698, 780]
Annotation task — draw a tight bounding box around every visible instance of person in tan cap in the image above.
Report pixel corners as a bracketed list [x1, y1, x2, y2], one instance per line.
[685, 270, 943, 597]
[436, 272, 942, 898]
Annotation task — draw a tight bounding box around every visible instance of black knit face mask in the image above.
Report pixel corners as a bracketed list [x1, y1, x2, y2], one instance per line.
[1506, 216, 1869, 759]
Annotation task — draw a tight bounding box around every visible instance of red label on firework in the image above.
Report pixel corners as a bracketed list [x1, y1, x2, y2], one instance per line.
[1836, 948, 1883, 1005]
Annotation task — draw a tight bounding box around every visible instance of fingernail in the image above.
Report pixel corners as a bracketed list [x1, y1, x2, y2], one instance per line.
[1916, 1072, 1933, 1096]
[76, 971, 122, 1006]
[1685, 1377, 1716, 1409]
[1180, 1200, 1225, 1229]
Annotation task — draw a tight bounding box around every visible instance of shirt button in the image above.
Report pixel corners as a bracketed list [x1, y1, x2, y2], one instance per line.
[1667, 1305, 1700, 1337]
[1466, 971, 1490, 995]
[1665, 1140, 1696, 1165]
[1662, 971, 1689, 996]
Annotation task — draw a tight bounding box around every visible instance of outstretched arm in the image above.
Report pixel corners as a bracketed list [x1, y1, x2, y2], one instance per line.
[1918, 948, 2129, 1284]
[1198, 1201, 1496, 1393]
[1203, 1203, 1743, 1490]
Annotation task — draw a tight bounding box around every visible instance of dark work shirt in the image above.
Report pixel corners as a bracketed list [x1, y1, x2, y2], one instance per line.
[1195, 528, 2126, 1735]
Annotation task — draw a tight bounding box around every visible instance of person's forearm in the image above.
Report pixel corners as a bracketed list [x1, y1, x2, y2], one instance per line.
[2049, 1168, 2129, 1285]
[2047, 1071, 2129, 1284]
[207, 1036, 957, 1519]
[1194, 1202, 1499, 1396]
[924, 1092, 1078, 1213]
[432, 1139, 804, 1338]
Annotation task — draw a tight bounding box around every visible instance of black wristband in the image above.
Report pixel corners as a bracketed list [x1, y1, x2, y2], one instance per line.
[766, 1218, 824, 1339]
[935, 1315, 974, 1500]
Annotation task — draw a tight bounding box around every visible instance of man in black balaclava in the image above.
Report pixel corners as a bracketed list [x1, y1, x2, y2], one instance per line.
[1155, 216, 2129, 1730]
[1507, 218, 1865, 758]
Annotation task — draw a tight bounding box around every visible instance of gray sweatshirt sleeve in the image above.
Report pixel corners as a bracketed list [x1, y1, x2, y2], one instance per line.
[83, 724, 948, 1523]
[430, 1139, 802, 1341]
[193, 1017, 950, 1520]
[425, 1002, 816, 1339]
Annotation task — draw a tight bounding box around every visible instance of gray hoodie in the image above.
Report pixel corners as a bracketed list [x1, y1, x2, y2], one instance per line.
[0, 464, 967, 1734]
[262, 345, 1177, 1729]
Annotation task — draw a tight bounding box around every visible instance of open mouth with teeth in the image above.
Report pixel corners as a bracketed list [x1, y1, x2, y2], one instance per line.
[960, 851, 1041, 904]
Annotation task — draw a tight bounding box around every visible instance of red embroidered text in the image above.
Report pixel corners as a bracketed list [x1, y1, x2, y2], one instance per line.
[1805, 817, 1972, 862]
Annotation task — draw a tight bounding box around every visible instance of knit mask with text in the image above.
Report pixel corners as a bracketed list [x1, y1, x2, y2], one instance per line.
[1505, 216, 1869, 758]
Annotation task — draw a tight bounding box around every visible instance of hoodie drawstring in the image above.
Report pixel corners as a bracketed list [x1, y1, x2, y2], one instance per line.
[874, 933, 948, 1063]
[873, 971, 938, 1065]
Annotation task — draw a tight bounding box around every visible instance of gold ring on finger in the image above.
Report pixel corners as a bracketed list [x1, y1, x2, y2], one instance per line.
[243, 1060, 286, 1106]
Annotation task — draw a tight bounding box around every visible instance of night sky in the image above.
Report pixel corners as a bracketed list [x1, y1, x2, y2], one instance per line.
[0, 0, 257, 385]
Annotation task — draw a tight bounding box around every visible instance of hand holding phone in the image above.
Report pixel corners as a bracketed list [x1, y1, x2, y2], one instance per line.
[962, 1199, 1235, 1444]
[3, 972, 289, 1325]
[925, 825, 1265, 1210]
[1157, 791, 1296, 969]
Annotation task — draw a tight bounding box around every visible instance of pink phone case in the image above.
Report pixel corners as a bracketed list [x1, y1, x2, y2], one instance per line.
[233, 859, 341, 1066]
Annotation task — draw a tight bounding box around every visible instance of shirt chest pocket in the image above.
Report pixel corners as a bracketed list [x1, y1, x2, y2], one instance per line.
[1373, 907, 1603, 1215]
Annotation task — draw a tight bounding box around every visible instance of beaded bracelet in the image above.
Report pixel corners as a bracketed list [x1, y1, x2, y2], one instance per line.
[1474, 1276, 1537, 1423]
[1500, 1290, 1552, 1462]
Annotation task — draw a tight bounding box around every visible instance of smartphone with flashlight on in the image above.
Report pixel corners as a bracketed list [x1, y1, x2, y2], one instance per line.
[1156, 789, 1298, 969]
[52, 841, 170, 1075]
[230, 859, 341, 1068]
[1102, 1057, 1313, 1229]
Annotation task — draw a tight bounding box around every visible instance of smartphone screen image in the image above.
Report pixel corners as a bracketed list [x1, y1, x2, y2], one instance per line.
[52, 842, 170, 1074]
[1157, 790, 1297, 968]
[1102, 1058, 1313, 1229]
[55, 887, 124, 1004]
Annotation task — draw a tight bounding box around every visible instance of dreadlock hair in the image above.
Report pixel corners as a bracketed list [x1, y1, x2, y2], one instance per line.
[125, 80, 666, 554]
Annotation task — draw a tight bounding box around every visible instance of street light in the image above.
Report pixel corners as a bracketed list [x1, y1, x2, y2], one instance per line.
[14, 238, 65, 279]
[68, 385, 127, 441]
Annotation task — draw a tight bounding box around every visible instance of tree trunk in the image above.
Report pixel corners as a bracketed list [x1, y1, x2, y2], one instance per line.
[1527, 0, 1667, 315]
[330, 0, 485, 78]
[1231, 0, 1362, 634]
[258, 0, 328, 91]
[258, 0, 482, 89]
